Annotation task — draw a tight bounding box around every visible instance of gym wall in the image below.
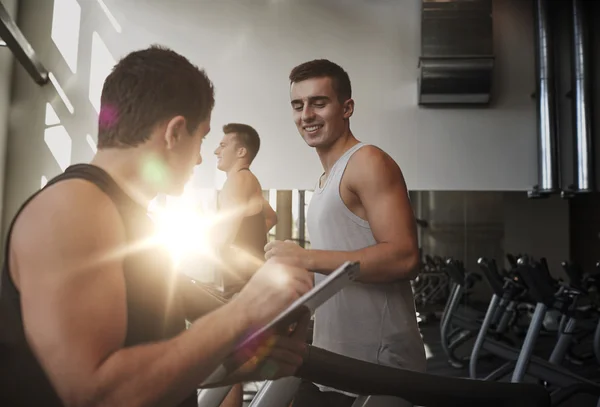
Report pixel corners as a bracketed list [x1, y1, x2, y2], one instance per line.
[1, 0, 570, 267]
[0, 0, 18, 239]
[5, 0, 534, 189]
[412, 190, 570, 297]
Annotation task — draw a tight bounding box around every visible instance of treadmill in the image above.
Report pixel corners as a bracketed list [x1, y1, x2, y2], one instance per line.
[195, 261, 550, 407]
[198, 344, 550, 407]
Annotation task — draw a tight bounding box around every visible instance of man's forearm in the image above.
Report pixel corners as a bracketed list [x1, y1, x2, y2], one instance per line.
[82, 300, 248, 407]
[306, 243, 419, 283]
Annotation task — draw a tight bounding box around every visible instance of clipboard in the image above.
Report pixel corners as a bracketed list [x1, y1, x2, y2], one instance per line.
[201, 260, 360, 385]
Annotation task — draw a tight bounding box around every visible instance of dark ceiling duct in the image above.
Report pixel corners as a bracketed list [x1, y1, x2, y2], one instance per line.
[418, 0, 494, 105]
[529, 0, 559, 198]
[569, 0, 594, 193]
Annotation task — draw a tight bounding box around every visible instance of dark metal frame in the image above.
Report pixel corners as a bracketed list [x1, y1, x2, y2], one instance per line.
[469, 293, 600, 403]
[298, 190, 305, 248]
[0, 1, 49, 85]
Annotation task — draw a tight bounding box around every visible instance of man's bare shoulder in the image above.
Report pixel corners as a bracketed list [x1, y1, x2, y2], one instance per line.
[223, 170, 260, 197]
[15, 178, 119, 225]
[347, 145, 404, 183]
[231, 169, 259, 184]
[11, 179, 125, 266]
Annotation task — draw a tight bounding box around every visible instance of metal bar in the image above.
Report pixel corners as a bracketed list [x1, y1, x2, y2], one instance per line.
[549, 317, 576, 365]
[247, 377, 301, 407]
[0, 2, 49, 85]
[533, 0, 559, 193]
[298, 190, 305, 248]
[440, 284, 466, 367]
[496, 300, 516, 333]
[511, 303, 548, 382]
[571, 0, 594, 192]
[196, 385, 233, 407]
[469, 293, 501, 379]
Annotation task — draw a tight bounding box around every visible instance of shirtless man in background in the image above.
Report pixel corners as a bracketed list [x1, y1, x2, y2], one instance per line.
[214, 123, 277, 294]
[213, 123, 279, 407]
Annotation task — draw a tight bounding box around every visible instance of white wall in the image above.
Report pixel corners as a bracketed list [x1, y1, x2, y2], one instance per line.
[0, 0, 19, 233]
[3, 0, 539, 232]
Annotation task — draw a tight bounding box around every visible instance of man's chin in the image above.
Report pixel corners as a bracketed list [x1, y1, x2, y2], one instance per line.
[304, 137, 325, 149]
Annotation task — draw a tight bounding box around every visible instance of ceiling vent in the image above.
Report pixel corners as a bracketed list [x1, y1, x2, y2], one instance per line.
[418, 0, 494, 105]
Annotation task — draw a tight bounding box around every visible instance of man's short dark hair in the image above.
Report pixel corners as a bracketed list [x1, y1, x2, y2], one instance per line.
[223, 123, 261, 163]
[97, 45, 215, 148]
[289, 59, 352, 103]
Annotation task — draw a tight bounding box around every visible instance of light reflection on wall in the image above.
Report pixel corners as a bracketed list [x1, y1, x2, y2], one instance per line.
[89, 32, 116, 114]
[51, 0, 81, 73]
[44, 103, 72, 172]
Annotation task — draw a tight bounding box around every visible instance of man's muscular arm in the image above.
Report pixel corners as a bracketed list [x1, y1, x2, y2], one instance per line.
[12, 181, 254, 407]
[266, 147, 420, 283]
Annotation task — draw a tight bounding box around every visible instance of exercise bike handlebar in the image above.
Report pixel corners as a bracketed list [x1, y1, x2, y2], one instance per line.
[297, 345, 550, 407]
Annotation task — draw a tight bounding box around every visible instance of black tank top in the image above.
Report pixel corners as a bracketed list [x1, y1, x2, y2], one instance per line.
[0, 164, 196, 407]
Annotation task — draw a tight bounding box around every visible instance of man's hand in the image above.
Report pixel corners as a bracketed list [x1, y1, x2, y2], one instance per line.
[264, 240, 310, 269]
[235, 310, 310, 381]
[233, 257, 313, 330]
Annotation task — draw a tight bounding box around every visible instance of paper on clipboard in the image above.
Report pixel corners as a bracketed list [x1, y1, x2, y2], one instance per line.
[201, 260, 360, 386]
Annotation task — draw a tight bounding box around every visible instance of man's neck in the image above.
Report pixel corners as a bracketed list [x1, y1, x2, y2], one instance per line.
[225, 161, 251, 178]
[90, 148, 160, 208]
[316, 130, 359, 175]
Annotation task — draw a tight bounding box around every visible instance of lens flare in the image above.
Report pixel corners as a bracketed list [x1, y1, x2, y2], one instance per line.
[150, 204, 215, 265]
[142, 156, 169, 189]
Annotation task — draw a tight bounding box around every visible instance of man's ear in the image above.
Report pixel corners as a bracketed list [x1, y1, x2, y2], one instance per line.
[164, 116, 187, 150]
[236, 146, 248, 159]
[343, 99, 355, 119]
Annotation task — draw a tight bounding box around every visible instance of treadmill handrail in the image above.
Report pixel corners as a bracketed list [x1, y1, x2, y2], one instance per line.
[297, 346, 550, 407]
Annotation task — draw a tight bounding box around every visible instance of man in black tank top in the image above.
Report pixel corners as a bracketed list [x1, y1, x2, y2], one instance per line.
[0, 46, 313, 407]
[214, 123, 277, 296]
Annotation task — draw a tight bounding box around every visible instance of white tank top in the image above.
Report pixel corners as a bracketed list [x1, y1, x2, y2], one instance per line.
[307, 143, 426, 394]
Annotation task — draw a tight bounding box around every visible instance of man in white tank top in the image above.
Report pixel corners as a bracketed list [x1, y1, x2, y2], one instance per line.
[265, 59, 426, 407]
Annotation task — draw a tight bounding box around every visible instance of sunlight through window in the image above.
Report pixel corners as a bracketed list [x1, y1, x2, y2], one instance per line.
[49, 72, 74, 114]
[44, 126, 72, 171]
[89, 32, 115, 113]
[86, 134, 97, 153]
[51, 0, 81, 73]
[268, 189, 277, 237]
[45, 103, 61, 126]
[96, 0, 122, 33]
[269, 189, 277, 212]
